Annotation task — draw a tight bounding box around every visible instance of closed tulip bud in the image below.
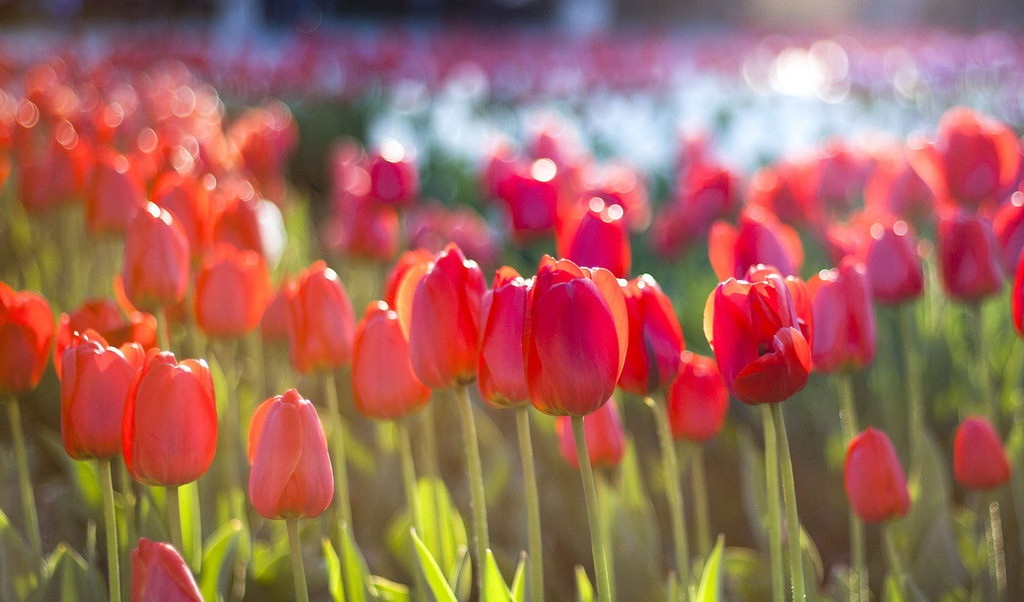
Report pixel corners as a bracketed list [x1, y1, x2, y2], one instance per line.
[248, 389, 333, 519]
[130, 538, 202, 602]
[286, 261, 356, 374]
[122, 203, 190, 311]
[54, 299, 157, 378]
[556, 399, 625, 470]
[260, 284, 291, 343]
[667, 352, 729, 443]
[525, 256, 628, 416]
[408, 243, 487, 389]
[152, 171, 212, 261]
[495, 160, 560, 238]
[0, 282, 54, 395]
[62, 333, 144, 460]
[1015, 254, 1024, 337]
[368, 140, 418, 208]
[937, 210, 1003, 302]
[994, 191, 1024, 275]
[383, 249, 434, 311]
[478, 267, 531, 407]
[704, 267, 812, 405]
[861, 219, 924, 304]
[194, 244, 272, 338]
[86, 148, 146, 237]
[954, 416, 1011, 490]
[807, 258, 876, 373]
[844, 427, 910, 523]
[122, 349, 217, 486]
[557, 197, 631, 278]
[709, 207, 804, 281]
[352, 302, 430, 420]
[618, 275, 685, 396]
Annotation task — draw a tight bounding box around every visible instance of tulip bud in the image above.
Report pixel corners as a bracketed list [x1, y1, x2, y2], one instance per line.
[994, 190, 1024, 275]
[286, 261, 356, 374]
[709, 207, 804, 281]
[352, 302, 430, 420]
[86, 148, 146, 237]
[122, 203, 190, 311]
[937, 210, 1003, 302]
[860, 219, 924, 304]
[130, 538, 202, 602]
[194, 244, 272, 338]
[248, 389, 333, 519]
[368, 140, 418, 208]
[478, 267, 531, 408]
[618, 275, 685, 396]
[667, 352, 729, 443]
[525, 256, 628, 416]
[557, 197, 631, 278]
[152, 171, 212, 261]
[556, 399, 625, 470]
[844, 427, 910, 523]
[122, 349, 217, 486]
[0, 282, 54, 395]
[807, 258, 876, 373]
[260, 284, 291, 343]
[61, 333, 144, 460]
[407, 243, 487, 389]
[1015, 254, 1024, 338]
[54, 299, 157, 377]
[495, 160, 560, 238]
[954, 416, 1011, 490]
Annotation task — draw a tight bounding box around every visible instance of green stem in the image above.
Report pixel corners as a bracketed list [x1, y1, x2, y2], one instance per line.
[420, 401, 439, 478]
[7, 399, 42, 566]
[572, 415, 613, 602]
[647, 395, 691, 593]
[515, 406, 544, 602]
[99, 459, 122, 602]
[156, 307, 171, 351]
[761, 406, 785, 602]
[688, 444, 712, 560]
[595, 472, 616, 599]
[287, 519, 310, 602]
[838, 375, 866, 602]
[898, 304, 924, 470]
[397, 419, 428, 602]
[882, 522, 908, 600]
[771, 403, 806, 601]
[968, 302, 996, 425]
[167, 485, 184, 556]
[118, 463, 135, 597]
[323, 371, 353, 528]
[985, 500, 1007, 601]
[455, 384, 490, 595]
[216, 338, 246, 524]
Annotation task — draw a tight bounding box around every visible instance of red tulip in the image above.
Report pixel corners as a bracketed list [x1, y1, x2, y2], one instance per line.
[122, 203, 190, 311]
[667, 352, 729, 443]
[407, 243, 487, 389]
[859, 218, 924, 305]
[909, 107, 1020, 212]
[1015, 254, 1024, 337]
[352, 301, 431, 420]
[368, 140, 418, 208]
[844, 427, 910, 523]
[954, 416, 1011, 490]
[747, 163, 816, 227]
[704, 267, 812, 405]
[248, 389, 334, 519]
[495, 159, 560, 238]
[152, 170, 212, 260]
[557, 197, 631, 278]
[478, 267, 531, 407]
[709, 207, 804, 281]
[194, 244, 272, 338]
[383, 249, 434, 312]
[19, 121, 91, 215]
[286, 261, 356, 374]
[122, 349, 217, 486]
[130, 538, 202, 602]
[0, 283, 54, 395]
[259, 284, 291, 343]
[807, 258, 876, 373]
[993, 190, 1024, 275]
[86, 147, 146, 237]
[211, 178, 285, 268]
[556, 399, 625, 470]
[618, 275, 685, 396]
[54, 299, 157, 377]
[864, 150, 935, 225]
[525, 256, 628, 416]
[61, 333, 144, 460]
[937, 210, 1003, 302]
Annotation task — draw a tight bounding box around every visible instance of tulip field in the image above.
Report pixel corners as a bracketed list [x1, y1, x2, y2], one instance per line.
[5, 24, 1024, 602]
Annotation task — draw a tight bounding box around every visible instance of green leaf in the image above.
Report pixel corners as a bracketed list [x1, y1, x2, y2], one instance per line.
[0, 506, 36, 601]
[412, 529, 457, 602]
[32, 543, 105, 602]
[509, 552, 527, 602]
[340, 520, 379, 602]
[608, 439, 663, 601]
[178, 481, 203, 573]
[322, 538, 344, 602]
[574, 566, 595, 602]
[695, 535, 725, 602]
[722, 547, 769, 601]
[371, 576, 410, 602]
[482, 549, 512, 602]
[199, 519, 244, 602]
[450, 546, 472, 602]
[737, 427, 768, 547]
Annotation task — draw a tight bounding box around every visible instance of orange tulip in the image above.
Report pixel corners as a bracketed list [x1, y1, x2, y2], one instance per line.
[286, 261, 356, 374]
[0, 282, 54, 395]
[122, 203, 190, 311]
[194, 244, 272, 338]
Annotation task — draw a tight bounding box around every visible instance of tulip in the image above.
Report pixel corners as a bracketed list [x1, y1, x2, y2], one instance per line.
[351, 301, 430, 420]
[260, 284, 291, 343]
[708, 207, 804, 281]
[383, 248, 434, 313]
[368, 140, 418, 208]
[667, 352, 729, 443]
[859, 219, 924, 305]
[131, 538, 202, 602]
[864, 150, 935, 225]
[248, 389, 334, 519]
[122, 203, 190, 312]
[152, 170, 212, 260]
[807, 258, 876, 373]
[704, 267, 812, 405]
[86, 147, 146, 237]
[407, 243, 486, 389]
[954, 416, 1011, 490]
[937, 209, 1003, 302]
[844, 427, 910, 523]
[54, 299, 157, 377]
[747, 163, 816, 227]
[0, 282, 55, 396]
[495, 159, 560, 238]
[525, 256, 628, 416]
[618, 275, 685, 396]
[122, 349, 217, 486]
[61, 333, 145, 460]
[478, 267, 531, 408]
[211, 180, 286, 268]
[556, 399, 624, 470]
[557, 196, 631, 278]
[993, 190, 1024, 275]
[286, 261, 356, 374]
[194, 244, 272, 338]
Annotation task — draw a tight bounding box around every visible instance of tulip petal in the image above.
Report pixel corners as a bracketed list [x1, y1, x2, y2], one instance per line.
[732, 327, 810, 404]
